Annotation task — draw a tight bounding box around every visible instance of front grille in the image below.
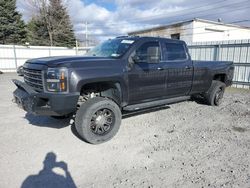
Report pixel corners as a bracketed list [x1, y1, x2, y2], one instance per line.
[23, 68, 44, 91]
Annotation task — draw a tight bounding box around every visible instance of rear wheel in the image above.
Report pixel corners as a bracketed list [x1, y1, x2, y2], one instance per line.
[75, 97, 121, 144]
[204, 80, 226, 106]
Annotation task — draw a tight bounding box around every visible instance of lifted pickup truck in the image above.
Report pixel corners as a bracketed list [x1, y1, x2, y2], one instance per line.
[13, 36, 234, 144]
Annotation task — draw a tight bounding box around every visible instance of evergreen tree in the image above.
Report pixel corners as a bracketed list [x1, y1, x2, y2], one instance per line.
[27, 17, 50, 46]
[48, 0, 76, 47]
[27, 0, 76, 47]
[0, 0, 27, 44]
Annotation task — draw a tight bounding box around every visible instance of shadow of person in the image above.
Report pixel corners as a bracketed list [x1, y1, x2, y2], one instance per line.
[21, 152, 77, 188]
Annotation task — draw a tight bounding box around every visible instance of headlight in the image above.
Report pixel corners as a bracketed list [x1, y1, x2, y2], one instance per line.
[45, 68, 68, 92]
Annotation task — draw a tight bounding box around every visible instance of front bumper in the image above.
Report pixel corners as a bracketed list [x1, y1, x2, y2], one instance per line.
[13, 79, 79, 116]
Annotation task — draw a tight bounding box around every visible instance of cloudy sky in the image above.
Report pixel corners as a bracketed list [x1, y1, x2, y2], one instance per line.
[16, 0, 250, 41]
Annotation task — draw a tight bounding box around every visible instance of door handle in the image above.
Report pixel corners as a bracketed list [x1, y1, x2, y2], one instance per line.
[185, 66, 191, 70]
[157, 67, 164, 71]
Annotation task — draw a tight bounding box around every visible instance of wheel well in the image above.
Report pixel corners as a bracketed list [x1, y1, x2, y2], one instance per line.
[80, 82, 122, 105]
[213, 74, 226, 83]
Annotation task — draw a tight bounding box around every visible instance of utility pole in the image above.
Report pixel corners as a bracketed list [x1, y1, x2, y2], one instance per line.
[85, 21, 88, 47]
[75, 40, 78, 55]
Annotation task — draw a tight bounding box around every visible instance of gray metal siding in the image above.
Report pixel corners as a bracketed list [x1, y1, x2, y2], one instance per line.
[188, 39, 250, 89]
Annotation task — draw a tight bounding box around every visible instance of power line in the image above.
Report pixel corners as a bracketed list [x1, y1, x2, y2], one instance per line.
[231, 20, 250, 24]
[78, 5, 250, 36]
[127, 7, 250, 34]
[80, 3, 250, 38]
[74, 0, 228, 26]
[76, 19, 250, 38]
[77, 0, 249, 27]
[72, 0, 250, 40]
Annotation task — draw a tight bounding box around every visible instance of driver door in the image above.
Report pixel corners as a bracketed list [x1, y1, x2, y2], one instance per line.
[127, 40, 167, 104]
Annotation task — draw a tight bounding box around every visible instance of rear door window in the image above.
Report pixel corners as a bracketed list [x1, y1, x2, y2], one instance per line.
[165, 43, 187, 61]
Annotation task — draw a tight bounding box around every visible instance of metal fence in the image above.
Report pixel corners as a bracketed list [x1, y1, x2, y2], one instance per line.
[188, 39, 250, 89]
[0, 45, 91, 72]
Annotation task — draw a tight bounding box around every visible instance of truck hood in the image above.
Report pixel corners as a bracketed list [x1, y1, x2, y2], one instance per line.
[25, 56, 117, 67]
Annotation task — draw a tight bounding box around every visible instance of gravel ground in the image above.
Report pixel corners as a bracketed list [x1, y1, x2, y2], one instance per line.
[0, 73, 249, 188]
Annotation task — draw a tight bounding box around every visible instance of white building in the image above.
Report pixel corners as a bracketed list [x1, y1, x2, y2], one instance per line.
[128, 18, 250, 44]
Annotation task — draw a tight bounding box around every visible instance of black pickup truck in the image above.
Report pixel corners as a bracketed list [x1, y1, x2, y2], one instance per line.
[13, 36, 234, 144]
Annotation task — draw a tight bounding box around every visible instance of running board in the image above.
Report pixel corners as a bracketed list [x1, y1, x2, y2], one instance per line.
[123, 96, 190, 111]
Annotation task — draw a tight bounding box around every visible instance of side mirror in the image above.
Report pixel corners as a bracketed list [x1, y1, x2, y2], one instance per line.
[128, 54, 141, 70]
[128, 54, 135, 70]
[132, 54, 140, 63]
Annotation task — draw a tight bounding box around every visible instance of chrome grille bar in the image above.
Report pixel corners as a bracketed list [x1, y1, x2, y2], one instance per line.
[23, 68, 43, 91]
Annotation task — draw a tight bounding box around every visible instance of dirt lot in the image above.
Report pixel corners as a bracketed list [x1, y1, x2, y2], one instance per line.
[0, 73, 249, 188]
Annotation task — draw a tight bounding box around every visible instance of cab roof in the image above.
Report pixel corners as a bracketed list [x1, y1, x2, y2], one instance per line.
[115, 35, 186, 44]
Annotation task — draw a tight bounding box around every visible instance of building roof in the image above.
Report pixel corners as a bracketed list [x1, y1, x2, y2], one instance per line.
[128, 18, 250, 35]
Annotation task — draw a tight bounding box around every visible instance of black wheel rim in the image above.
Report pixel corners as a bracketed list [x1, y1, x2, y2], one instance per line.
[90, 108, 115, 135]
[214, 87, 224, 105]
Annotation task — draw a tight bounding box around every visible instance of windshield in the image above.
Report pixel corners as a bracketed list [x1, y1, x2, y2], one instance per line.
[86, 38, 135, 58]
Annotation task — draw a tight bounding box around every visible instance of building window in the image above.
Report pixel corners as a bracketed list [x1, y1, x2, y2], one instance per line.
[171, 33, 180, 40]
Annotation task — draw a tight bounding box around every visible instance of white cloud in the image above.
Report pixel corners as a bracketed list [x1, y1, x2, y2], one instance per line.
[67, 0, 111, 23]
[16, 0, 250, 42]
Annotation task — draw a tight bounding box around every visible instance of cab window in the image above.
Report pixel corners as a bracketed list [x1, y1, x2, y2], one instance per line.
[134, 41, 161, 64]
[165, 43, 187, 61]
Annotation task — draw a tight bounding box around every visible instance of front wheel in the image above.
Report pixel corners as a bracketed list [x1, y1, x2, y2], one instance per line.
[75, 97, 121, 144]
[204, 80, 226, 106]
